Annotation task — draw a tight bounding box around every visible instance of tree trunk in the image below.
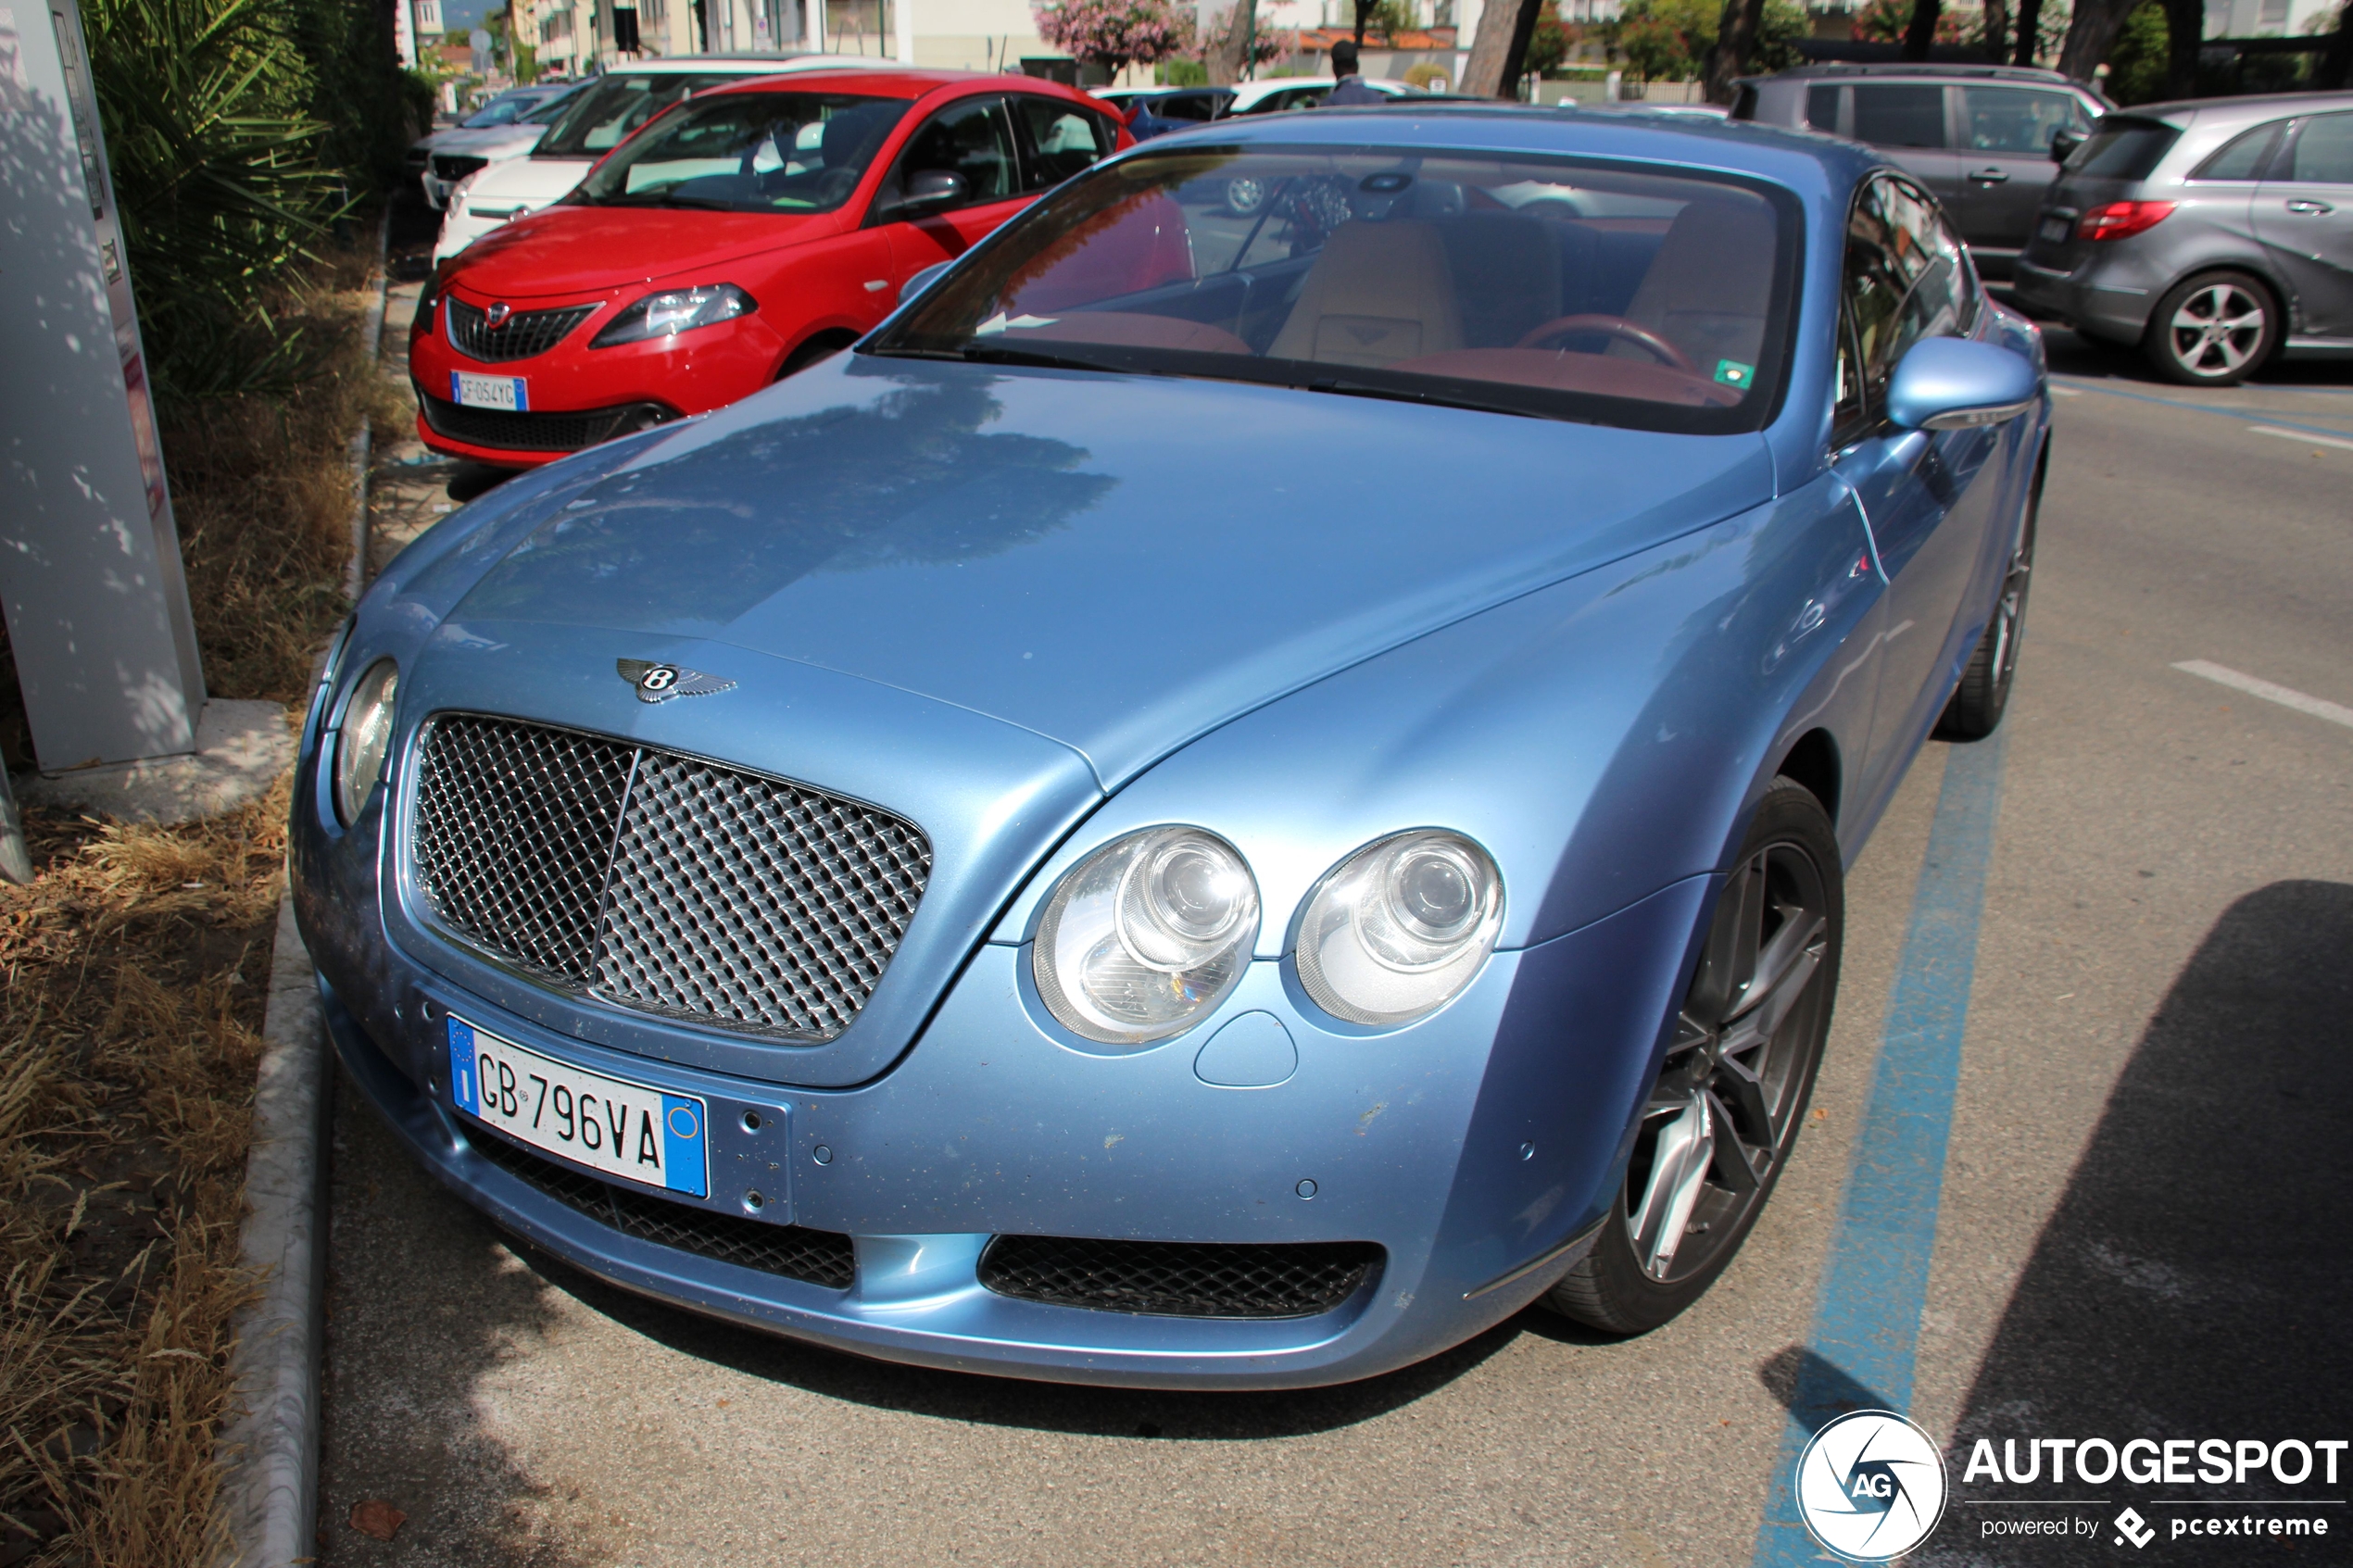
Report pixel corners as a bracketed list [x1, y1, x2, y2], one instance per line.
[1703, 0, 1768, 104]
[1206, 0, 1255, 83]
[2164, 0, 2201, 96]
[1981, 0, 2009, 63]
[1354, 0, 1375, 44]
[2056, 0, 2142, 81]
[2318, 1, 2353, 89]
[2012, 0, 2042, 65]
[1461, 0, 1542, 97]
[1901, 0, 1941, 60]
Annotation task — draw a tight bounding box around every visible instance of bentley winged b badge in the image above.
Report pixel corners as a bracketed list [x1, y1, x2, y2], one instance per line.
[616, 659, 736, 704]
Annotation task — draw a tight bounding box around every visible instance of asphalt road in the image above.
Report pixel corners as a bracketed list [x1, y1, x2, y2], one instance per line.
[316, 325, 2353, 1567]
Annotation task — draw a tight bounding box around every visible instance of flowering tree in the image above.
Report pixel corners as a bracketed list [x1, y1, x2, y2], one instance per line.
[1034, 0, 1194, 76]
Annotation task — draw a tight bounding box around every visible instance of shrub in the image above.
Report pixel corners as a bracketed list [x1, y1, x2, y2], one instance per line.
[1034, 0, 1193, 76]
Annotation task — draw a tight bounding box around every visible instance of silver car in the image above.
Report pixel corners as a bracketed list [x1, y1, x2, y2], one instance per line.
[2013, 92, 2353, 385]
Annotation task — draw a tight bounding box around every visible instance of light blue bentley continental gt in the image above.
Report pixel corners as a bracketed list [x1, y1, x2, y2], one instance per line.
[295, 105, 2046, 1387]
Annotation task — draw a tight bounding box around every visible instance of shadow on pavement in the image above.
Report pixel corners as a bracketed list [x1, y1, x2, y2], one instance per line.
[1928, 879, 2353, 1563]
[2035, 320, 2353, 391]
[505, 1239, 1521, 1442]
[320, 1078, 616, 1568]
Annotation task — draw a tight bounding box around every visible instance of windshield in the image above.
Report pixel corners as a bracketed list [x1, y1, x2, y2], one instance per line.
[866, 146, 1799, 433]
[462, 94, 538, 128]
[535, 72, 746, 159]
[569, 92, 912, 212]
[518, 84, 585, 126]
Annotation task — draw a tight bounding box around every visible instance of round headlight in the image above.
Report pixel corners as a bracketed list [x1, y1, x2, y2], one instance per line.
[1033, 827, 1260, 1045]
[1294, 831, 1504, 1026]
[333, 659, 399, 825]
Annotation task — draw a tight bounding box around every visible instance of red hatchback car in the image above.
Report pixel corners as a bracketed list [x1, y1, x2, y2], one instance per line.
[410, 69, 1131, 467]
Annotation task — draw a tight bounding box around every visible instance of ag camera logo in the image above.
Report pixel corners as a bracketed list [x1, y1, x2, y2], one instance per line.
[1795, 1410, 1950, 1562]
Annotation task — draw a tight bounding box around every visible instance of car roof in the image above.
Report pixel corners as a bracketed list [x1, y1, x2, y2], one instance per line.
[1743, 61, 2082, 84]
[699, 66, 1095, 100]
[1141, 101, 1875, 197]
[593, 51, 897, 75]
[2108, 89, 2353, 124]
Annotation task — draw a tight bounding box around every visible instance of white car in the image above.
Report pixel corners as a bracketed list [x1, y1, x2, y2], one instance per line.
[419, 84, 588, 209]
[405, 86, 574, 210]
[1224, 77, 1423, 116]
[433, 54, 896, 263]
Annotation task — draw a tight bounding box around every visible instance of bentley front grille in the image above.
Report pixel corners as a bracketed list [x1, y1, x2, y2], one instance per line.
[409, 714, 932, 1041]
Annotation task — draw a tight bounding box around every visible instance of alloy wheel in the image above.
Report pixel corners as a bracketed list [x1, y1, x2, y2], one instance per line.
[1623, 840, 1831, 1285]
[2165, 282, 2266, 379]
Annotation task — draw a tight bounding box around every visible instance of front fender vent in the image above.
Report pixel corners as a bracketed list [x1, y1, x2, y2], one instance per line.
[409, 713, 932, 1041]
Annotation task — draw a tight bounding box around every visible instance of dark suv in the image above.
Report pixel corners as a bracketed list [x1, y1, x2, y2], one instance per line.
[1733, 64, 2109, 276]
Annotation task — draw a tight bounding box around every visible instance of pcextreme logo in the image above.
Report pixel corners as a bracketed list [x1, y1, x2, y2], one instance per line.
[1795, 1410, 1950, 1562]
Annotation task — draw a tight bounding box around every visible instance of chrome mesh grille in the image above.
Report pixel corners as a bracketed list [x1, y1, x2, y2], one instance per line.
[410, 714, 931, 1040]
[447, 297, 598, 362]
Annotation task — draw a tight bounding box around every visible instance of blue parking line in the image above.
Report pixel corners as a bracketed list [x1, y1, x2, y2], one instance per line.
[2050, 376, 2353, 442]
[1751, 731, 2011, 1566]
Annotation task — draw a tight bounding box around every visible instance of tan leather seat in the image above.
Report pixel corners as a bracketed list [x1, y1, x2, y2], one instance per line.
[1618, 199, 1776, 373]
[1269, 220, 1465, 370]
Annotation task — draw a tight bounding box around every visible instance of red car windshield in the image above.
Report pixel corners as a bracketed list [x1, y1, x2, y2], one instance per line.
[866, 146, 1800, 434]
[570, 92, 914, 214]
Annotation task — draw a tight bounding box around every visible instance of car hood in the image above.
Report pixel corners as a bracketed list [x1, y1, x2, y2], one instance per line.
[460, 153, 596, 206]
[449, 205, 842, 299]
[435, 124, 549, 158]
[441, 354, 1778, 787]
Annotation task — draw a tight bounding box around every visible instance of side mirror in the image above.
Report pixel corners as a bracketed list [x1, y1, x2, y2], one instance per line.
[1886, 338, 2040, 432]
[899, 259, 952, 307]
[890, 169, 967, 217]
[2050, 128, 2084, 165]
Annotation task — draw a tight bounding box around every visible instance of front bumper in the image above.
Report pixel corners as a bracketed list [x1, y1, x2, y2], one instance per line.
[297, 734, 1705, 1386]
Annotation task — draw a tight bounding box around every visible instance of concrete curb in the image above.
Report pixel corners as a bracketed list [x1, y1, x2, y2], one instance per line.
[216, 893, 333, 1568]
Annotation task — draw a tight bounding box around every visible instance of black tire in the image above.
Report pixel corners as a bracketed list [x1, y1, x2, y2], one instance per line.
[1546, 778, 1843, 1336]
[2142, 270, 2279, 387]
[1935, 446, 2042, 742]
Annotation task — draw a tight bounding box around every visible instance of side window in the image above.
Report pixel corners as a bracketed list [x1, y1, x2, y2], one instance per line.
[2283, 112, 2353, 183]
[1806, 84, 1841, 133]
[1013, 95, 1115, 191]
[2192, 119, 2284, 181]
[1842, 178, 1969, 430]
[1851, 84, 1947, 149]
[894, 95, 1020, 207]
[1961, 86, 2084, 155]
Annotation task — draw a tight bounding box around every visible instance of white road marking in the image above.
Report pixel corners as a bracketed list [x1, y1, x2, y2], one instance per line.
[2049, 385, 2082, 397]
[2248, 423, 2353, 453]
[2172, 659, 2353, 731]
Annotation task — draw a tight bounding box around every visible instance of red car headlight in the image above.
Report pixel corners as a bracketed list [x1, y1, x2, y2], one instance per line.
[589, 283, 757, 347]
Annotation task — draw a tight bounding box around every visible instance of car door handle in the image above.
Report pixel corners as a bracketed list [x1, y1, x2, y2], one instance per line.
[1969, 167, 2011, 183]
[2285, 198, 2334, 215]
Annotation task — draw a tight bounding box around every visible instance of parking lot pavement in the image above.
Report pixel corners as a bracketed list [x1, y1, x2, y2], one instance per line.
[317, 332, 2352, 1567]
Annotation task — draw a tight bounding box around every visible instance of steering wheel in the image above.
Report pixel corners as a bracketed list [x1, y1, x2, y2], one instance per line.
[1515, 314, 1696, 372]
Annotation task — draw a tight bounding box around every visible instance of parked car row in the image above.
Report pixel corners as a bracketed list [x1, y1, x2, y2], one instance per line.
[413, 64, 1131, 468]
[1095, 76, 1424, 137]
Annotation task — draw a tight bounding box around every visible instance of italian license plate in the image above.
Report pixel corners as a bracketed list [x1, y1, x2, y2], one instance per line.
[2037, 216, 2072, 245]
[448, 1017, 707, 1198]
[450, 370, 527, 411]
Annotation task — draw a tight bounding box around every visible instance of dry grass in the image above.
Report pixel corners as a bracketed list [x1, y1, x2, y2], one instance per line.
[0, 778, 291, 1566]
[0, 232, 380, 1568]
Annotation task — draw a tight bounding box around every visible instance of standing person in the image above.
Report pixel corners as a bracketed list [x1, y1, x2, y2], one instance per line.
[1323, 39, 1386, 105]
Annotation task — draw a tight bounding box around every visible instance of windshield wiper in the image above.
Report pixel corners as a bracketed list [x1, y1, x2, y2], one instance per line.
[865, 344, 1126, 375]
[1292, 375, 1540, 422]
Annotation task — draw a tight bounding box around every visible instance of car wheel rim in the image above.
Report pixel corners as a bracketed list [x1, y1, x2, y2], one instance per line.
[1227, 177, 1265, 212]
[1623, 840, 1831, 1285]
[2168, 283, 2264, 377]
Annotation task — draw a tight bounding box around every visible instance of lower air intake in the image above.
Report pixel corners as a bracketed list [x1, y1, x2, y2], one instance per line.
[977, 1235, 1382, 1319]
[470, 1129, 855, 1289]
